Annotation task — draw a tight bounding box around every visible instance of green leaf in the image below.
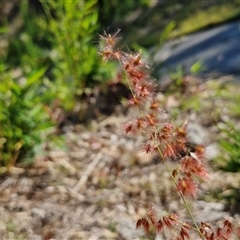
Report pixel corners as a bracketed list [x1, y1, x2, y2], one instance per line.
[159, 21, 176, 47]
[0, 26, 9, 34]
[26, 67, 47, 86]
[190, 61, 205, 74]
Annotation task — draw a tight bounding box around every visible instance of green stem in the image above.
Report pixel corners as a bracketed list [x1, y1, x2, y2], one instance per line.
[155, 143, 204, 239]
[178, 190, 204, 239]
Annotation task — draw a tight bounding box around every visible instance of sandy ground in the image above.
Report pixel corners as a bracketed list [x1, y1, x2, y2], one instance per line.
[1, 102, 240, 240]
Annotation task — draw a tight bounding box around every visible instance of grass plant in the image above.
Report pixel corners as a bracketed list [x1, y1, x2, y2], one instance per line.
[99, 29, 240, 239]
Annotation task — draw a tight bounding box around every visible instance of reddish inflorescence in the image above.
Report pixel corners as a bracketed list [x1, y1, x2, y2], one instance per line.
[99, 29, 240, 239]
[136, 205, 190, 239]
[99, 29, 208, 198]
[199, 219, 235, 240]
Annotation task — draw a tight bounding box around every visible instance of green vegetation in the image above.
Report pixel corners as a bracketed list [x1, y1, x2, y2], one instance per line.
[6, 0, 112, 110]
[40, 0, 110, 106]
[217, 122, 240, 172]
[0, 0, 114, 168]
[121, 1, 240, 47]
[170, 1, 240, 38]
[0, 65, 53, 168]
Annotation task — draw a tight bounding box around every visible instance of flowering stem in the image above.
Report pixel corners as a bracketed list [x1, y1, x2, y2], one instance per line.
[178, 190, 204, 239]
[121, 49, 205, 238]
[125, 73, 205, 238]
[155, 143, 205, 239]
[99, 29, 211, 239]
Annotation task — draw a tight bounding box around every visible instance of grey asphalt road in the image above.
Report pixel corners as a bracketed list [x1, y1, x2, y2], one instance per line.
[153, 20, 240, 79]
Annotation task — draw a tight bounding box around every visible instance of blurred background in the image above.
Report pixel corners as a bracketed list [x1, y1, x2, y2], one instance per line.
[0, 0, 240, 165]
[1, 0, 240, 239]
